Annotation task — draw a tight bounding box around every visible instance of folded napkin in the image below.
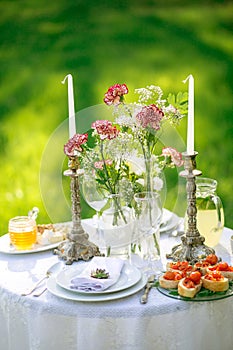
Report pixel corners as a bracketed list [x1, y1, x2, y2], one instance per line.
[70, 257, 125, 292]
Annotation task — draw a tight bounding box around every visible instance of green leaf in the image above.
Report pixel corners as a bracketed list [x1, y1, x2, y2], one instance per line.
[169, 289, 179, 296]
[176, 91, 188, 104]
[197, 289, 215, 297]
[168, 92, 188, 106]
[167, 93, 175, 105]
[153, 281, 160, 288]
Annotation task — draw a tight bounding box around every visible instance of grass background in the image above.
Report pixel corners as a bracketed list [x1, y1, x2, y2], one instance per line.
[0, 0, 232, 235]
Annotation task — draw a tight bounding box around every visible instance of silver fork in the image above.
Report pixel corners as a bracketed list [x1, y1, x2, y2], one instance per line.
[21, 262, 62, 296]
[21, 273, 51, 296]
[33, 287, 48, 297]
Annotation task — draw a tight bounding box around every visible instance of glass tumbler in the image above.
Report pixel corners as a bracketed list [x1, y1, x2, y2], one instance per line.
[9, 216, 37, 250]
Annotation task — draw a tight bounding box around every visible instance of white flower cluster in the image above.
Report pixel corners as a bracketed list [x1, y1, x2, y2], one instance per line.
[134, 85, 164, 105]
[104, 132, 136, 161]
[118, 177, 135, 206]
[115, 114, 136, 129]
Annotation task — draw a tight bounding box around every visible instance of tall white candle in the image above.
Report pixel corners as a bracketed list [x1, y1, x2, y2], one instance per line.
[62, 74, 76, 138]
[183, 74, 194, 155]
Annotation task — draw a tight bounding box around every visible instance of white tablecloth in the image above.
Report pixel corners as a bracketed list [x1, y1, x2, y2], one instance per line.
[0, 227, 233, 350]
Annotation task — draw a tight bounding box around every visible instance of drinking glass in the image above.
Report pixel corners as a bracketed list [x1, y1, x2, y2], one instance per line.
[80, 175, 108, 241]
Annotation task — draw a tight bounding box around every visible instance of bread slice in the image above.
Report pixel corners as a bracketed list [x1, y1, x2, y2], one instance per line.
[159, 271, 182, 289]
[207, 262, 233, 281]
[194, 254, 219, 275]
[159, 276, 179, 289]
[194, 262, 211, 276]
[206, 266, 233, 281]
[202, 274, 229, 292]
[219, 271, 233, 281]
[166, 261, 193, 275]
[178, 278, 202, 298]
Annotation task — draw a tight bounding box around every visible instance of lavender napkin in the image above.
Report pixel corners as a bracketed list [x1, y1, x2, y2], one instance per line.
[70, 257, 125, 292]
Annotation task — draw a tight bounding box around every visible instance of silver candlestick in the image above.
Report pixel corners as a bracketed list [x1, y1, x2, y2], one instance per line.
[54, 155, 102, 264]
[166, 152, 215, 263]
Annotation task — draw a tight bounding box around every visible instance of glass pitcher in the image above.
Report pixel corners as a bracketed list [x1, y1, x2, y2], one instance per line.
[195, 177, 224, 247]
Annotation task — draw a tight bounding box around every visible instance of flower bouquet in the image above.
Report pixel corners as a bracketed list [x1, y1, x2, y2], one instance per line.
[64, 83, 187, 257]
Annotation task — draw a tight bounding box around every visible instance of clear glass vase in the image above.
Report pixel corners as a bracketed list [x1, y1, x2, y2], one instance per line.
[144, 157, 166, 207]
[133, 191, 163, 274]
[101, 194, 135, 258]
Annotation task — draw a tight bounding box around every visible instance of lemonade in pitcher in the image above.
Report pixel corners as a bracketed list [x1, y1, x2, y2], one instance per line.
[195, 178, 224, 247]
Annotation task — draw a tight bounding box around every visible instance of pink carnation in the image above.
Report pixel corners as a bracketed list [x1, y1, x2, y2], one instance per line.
[162, 147, 184, 167]
[104, 83, 128, 105]
[64, 133, 88, 157]
[136, 104, 164, 130]
[92, 120, 119, 140]
[94, 159, 113, 170]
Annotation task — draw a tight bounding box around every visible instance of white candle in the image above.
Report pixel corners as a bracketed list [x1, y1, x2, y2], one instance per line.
[62, 74, 76, 138]
[183, 74, 194, 155]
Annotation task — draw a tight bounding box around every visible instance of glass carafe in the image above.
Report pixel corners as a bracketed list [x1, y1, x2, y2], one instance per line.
[195, 177, 224, 247]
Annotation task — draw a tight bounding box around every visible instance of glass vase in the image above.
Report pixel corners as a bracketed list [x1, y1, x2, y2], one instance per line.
[144, 157, 166, 207]
[133, 191, 162, 274]
[101, 194, 135, 258]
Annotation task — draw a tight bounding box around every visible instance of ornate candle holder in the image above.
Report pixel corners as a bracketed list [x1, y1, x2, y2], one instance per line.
[54, 156, 102, 264]
[166, 152, 215, 264]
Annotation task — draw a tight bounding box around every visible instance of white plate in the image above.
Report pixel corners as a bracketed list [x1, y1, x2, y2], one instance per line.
[47, 274, 147, 302]
[56, 260, 141, 295]
[160, 209, 180, 233]
[0, 233, 62, 255]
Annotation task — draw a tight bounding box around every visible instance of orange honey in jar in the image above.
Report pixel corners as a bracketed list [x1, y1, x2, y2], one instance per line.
[9, 216, 37, 250]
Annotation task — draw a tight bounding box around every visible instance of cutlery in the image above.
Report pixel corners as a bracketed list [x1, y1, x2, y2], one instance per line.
[33, 287, 47, 297]
[140, 274, 155, 304]
[21, 262, 62, 296]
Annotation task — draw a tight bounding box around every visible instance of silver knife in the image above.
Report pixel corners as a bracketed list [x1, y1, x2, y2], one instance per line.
[140, 274, 155, 304]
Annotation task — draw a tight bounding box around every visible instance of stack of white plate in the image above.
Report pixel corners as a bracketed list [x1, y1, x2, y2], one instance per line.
[47, 260, 147, 302]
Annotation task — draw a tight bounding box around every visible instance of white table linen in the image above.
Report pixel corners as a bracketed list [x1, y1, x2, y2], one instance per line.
[0, 227, 233, 350]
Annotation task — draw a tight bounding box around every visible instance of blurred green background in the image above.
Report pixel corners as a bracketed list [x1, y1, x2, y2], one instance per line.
[0, 0, 232, 235]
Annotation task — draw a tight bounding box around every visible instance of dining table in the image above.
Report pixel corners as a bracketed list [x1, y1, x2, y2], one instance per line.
[0, 214, 233, 350]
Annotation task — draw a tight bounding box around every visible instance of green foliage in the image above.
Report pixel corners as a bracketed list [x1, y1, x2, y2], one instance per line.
[167, 92, 188, 117]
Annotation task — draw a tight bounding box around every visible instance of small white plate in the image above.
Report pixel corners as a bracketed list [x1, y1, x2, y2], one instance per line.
[0, 233, 62, 255]
[47, 274, 147, 302]
[56, 260, 141, 294]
